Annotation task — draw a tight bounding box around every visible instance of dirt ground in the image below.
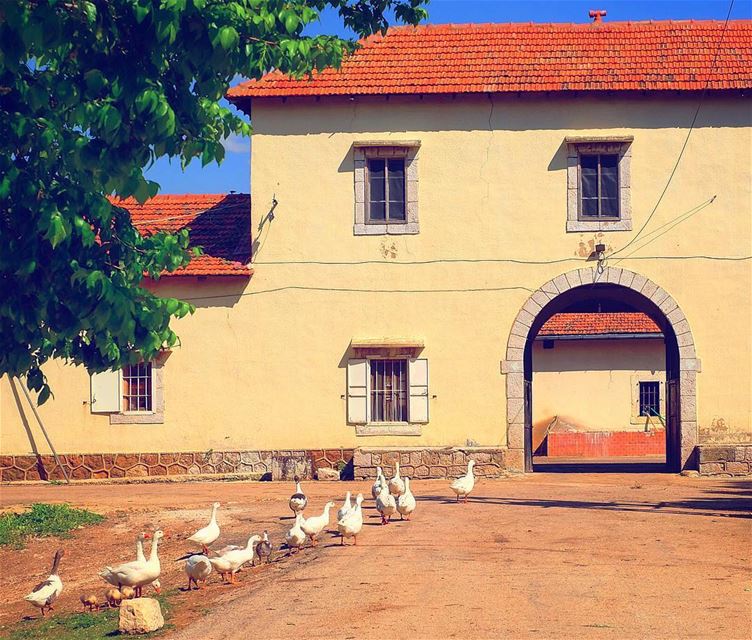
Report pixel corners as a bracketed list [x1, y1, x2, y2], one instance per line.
[1, 473, 750, 639]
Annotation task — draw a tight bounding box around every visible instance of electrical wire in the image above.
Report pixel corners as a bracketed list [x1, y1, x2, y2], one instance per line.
[249, 254, 750, 266]
[179, 284, 535, 302]
[611, 198, 718, 266]
[609, 0, 736, 259]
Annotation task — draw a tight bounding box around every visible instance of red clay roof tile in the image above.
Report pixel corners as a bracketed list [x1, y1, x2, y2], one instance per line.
[110, 194, 251, 277]
[539, 312, 662, 336]
[228, 20, 752, 99]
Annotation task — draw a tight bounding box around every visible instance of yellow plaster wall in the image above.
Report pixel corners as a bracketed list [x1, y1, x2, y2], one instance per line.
[532, 339, 666, 431]
[1, 94, 750, 455]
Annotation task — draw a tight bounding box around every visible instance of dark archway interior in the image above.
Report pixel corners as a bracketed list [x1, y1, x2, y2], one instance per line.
[523, 283, 681, 473]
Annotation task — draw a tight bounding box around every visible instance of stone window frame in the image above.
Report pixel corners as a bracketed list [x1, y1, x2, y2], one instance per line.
[357, 355, 422, 437]
[630, 372, 666, 426]
[566, 137, 633, 232]
[110, 354, 167, 425]
[354, 141, 419, 236]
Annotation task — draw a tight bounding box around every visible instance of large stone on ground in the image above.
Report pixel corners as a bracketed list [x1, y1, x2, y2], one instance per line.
[316, 467, 340, 481]
[119, 597, 164, 634]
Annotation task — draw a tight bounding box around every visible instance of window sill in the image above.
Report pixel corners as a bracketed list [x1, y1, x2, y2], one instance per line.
[566, 219, 632, 232]
[355, 423, 422, 436]
[110, 412, 164, 425]
[354, 222, 419, 236]
[630, 417, 665, 426]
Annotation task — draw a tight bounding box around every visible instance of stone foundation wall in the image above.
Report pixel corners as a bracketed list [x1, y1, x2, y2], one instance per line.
[0, 449, 353, 483]
[697, 444, 752, 476]
[352, 447, 514, 480]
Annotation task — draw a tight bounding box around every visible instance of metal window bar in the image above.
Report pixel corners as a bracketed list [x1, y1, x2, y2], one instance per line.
[639, 381, 660, 417]
[122, 362, 153, 413]
[370, 359, 408, 422]
[580, 153, 619, 219]
[367, 157, 405, 223]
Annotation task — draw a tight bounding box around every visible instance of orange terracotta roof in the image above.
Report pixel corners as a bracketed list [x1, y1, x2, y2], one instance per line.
[539, 312, 661, 336]
[110, 194, 252, 277]
[228, 20, 752, 100]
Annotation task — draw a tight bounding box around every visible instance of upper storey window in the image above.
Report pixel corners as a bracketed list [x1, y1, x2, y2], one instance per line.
[579, 153, 619, 219]
[566, 137, 633, 232]
[367, 157, 406, 224]
[354, 142, 419, 235]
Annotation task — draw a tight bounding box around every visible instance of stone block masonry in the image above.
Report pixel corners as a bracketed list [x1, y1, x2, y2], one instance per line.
[0, 449, 353, 482]
[352, 447, 511, 480]
[696, 444, 752, 476]
[4, 444, 748, 482]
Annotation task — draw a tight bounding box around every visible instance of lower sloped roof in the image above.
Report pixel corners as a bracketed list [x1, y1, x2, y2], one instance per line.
[110, 194, 251, 277]
[539, 312, 662, 337]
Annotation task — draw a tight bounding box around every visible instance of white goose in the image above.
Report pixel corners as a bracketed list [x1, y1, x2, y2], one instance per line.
[285, 513, 306, 553]
[388, 462, 405, 497]
[371, 466, 386, 500]
[337, 493, 364, 545]
[301, 500, 335, 546]
[25, 549, 64, 617]
[184, 553, 212, 590]
[209, 534, 260, 584]
[187, 502, 220, 554]
[397, 477, 417, 520]
[289, 476, 308, 515]
[337, 491, 353, 522]
[135, 532, 162, 594]
[100, 532, 151, 590]
[100, 530, 164, 597]
[375, 482, 397, 525]
[450, 459, 476, 503]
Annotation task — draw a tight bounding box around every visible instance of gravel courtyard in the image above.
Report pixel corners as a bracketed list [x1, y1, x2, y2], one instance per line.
[1, 473, 750, 639]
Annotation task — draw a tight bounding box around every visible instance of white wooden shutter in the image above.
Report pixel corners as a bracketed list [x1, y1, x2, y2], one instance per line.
[90, 370, 121, 413]
[346, 359, 368, 424]
[408, 358, 429, 423]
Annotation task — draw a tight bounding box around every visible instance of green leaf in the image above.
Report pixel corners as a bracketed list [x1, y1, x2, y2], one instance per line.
[45, 213, 67, 248]
[218, 27, 239, 50]
[102, 107, 122, 134]
[284, 12, 300, 34]
[134, 5, 150, 23]
[135, 89, 158, 114]
[84, 69, 106, 94]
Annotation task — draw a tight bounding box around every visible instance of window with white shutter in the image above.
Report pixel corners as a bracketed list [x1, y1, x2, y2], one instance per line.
[90, 370, 121, 413]
[346, 359, 368, 424]
[408, 358, 429, 423]
[347, 357, 429, 428]
[90, 355, 167, 424]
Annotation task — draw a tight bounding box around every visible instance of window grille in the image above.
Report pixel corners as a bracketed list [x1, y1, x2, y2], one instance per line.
[579, 153, 619, 219]
[369, 359, 408, 422]
[367, 157, 406, 223]
[122, 362, 153, 413]
[639, 381, 660, 417]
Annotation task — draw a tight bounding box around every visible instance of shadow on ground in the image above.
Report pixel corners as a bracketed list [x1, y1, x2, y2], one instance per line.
[419, 481, 752, 519]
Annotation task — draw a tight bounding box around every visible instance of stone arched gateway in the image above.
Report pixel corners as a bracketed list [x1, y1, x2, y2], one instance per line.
[502, 266, 699, 473]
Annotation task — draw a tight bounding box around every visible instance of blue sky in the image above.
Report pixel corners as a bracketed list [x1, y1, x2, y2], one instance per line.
[146, 0, 747, 194]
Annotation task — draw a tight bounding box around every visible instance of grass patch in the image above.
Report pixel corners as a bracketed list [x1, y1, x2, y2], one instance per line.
[0, 609, 119, 640]
[0, 503, 104, 548]
[0, 591, 176, 640]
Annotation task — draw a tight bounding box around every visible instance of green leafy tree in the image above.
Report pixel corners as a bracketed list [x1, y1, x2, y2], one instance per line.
[0, 0, 428, 403]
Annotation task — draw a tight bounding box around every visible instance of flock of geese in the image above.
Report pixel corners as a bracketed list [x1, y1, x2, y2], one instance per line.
[23, 459, 477, 617]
